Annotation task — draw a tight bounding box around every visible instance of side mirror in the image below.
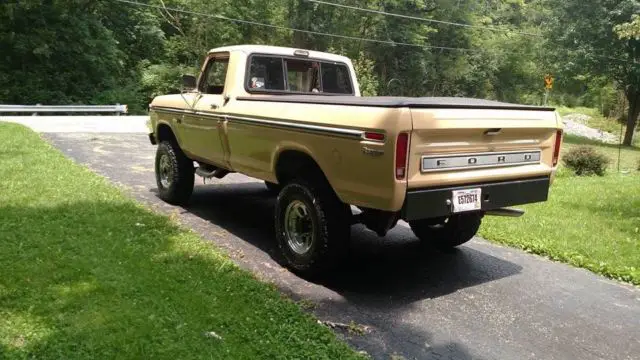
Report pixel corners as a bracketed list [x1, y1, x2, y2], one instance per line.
[181, 74, 197, 91]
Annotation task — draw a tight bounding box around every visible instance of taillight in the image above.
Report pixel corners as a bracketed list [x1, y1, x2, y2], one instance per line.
[395, 132, 409, 180]
[552, 129, 563, 166]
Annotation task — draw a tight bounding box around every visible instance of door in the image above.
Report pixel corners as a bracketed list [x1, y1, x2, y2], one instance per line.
[181, 54, 230, 167]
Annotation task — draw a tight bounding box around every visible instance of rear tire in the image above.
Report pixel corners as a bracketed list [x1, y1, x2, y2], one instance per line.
[155, 140, 194, 205]
[274, 179, 351, 277]
[409, 212, 483, 250]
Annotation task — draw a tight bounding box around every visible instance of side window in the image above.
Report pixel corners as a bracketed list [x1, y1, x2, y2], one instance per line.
[248, 56, 285, 90]
[200, 57, 229, 94]
[321, 63, 353, 94]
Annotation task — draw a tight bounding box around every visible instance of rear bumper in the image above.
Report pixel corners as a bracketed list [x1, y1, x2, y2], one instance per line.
[402, 176, 550, 221]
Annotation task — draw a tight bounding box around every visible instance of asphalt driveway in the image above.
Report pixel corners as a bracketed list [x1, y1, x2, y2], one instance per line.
[34, 128, 640, 360]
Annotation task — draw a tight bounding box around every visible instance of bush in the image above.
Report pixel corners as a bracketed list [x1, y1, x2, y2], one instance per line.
[562, 146, 610, 176]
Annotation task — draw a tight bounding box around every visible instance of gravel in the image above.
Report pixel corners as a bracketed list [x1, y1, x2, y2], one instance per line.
[562, 114, 619, 144]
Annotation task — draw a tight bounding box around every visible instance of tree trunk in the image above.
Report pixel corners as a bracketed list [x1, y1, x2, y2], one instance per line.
[623, 88, 640, 146]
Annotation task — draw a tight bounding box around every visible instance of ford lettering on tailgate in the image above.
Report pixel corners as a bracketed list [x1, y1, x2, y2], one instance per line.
[421, 151, 541, 173]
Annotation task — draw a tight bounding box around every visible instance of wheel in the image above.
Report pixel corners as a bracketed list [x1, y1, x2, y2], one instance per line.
[154, 140, 194, 205]
[409, 212, 483, 250]
[274, 179, 351, 276]
[264, 181, 282, 194]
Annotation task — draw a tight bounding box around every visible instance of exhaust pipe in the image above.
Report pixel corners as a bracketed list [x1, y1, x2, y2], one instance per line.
[196, 167, 229, 179]
[485, 208, 525, 217]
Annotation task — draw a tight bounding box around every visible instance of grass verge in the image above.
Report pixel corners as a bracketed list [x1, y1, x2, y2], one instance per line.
[479, 137, 640, 285]
[0, 123, 361, 359]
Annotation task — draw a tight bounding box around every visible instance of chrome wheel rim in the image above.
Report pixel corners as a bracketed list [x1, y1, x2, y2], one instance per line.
[284, 200, 314, 255]
[158, 154, 173, 188]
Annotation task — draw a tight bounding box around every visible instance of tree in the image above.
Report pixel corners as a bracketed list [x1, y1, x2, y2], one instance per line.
[615, 12, 640, 145]
[0, 0, 124, 105]
[1, 0, 629, 117]
[545, 0, 640, 145]
[615, 14, 640, 40]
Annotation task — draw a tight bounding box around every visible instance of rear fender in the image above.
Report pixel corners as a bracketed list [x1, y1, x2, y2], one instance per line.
[271, 142, 347, 201]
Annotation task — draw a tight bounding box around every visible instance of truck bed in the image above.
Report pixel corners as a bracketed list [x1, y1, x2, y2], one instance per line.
[236, 95, 556, 111]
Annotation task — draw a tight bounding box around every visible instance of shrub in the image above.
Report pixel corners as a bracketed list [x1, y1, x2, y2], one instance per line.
[562, 146, 610, 176]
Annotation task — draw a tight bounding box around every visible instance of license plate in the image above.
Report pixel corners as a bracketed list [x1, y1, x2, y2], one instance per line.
[451, 188, 482, 213]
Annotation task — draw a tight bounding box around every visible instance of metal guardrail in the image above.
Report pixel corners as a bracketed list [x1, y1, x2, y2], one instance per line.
[0, 104, 128, 115]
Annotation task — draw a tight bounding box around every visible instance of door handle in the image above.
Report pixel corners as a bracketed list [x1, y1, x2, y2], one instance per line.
[484, 128, 502, 136]
[211, 104, 218, 110]
[176, 117, 182, 124]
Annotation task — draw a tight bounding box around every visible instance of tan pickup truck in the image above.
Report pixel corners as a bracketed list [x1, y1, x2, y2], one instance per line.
[147, 45, 563, 275]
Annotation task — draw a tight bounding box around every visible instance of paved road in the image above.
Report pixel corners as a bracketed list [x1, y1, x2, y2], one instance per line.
[34, 128, 640, 360]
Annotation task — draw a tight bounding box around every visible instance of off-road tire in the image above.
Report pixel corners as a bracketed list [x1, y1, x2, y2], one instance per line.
[274, 179, 351, 277]
[264, 181, 282, 194]
[155, 140, 194, 205]
[409, 212, 483, 250]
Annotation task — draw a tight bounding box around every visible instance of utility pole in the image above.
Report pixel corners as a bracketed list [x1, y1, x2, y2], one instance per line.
[544, 88, 550, 106]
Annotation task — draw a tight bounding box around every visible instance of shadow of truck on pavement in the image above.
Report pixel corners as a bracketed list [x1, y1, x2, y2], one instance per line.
[181, 182, 523, 307]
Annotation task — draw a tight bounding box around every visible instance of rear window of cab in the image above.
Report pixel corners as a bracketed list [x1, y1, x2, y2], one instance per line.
[246, 55, 354, 95]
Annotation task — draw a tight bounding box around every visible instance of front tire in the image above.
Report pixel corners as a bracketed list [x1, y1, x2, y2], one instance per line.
[155, 140, 194, 205]
[274, 180, 351, 276]
[409, 212, 483, 250]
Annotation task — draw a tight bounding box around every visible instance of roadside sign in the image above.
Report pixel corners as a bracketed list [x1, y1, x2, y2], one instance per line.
[544, 74, 554, 89]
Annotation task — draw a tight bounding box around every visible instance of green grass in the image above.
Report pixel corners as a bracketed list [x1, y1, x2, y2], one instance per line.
[0, 123, 362, 360]
[479, 137, 640, 285]
[561, 134, 640, 172]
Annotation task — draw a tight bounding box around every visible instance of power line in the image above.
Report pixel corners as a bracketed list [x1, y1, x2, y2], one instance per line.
[306, 0, 635, 63]
[111, 0, 635, 65]
[304, 0, 543, 37]
[111, 0, 477, 52]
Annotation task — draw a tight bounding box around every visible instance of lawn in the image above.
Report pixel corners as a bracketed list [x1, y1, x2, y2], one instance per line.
[561, 134, 640, 172]
[479, 136, 640, 285]
[0, 123, 361, 359]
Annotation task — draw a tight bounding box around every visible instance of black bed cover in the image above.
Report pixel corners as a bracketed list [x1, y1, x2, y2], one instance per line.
[236, 95, 555, 111]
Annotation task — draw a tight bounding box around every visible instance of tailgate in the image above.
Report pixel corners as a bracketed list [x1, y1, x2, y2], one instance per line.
[407, 107, 560, 189]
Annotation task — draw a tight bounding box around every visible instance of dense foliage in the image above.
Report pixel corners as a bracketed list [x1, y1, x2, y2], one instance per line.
[1, 0, 639, 140]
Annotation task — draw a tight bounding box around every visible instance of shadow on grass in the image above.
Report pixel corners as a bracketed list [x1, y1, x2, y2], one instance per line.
[184, 183, 523, 307]
[0, 197, 486, 360]
[0, 200, 363, 359]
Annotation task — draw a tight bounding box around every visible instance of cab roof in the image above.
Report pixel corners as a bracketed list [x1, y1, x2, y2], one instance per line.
[207, 44, 352, 63]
